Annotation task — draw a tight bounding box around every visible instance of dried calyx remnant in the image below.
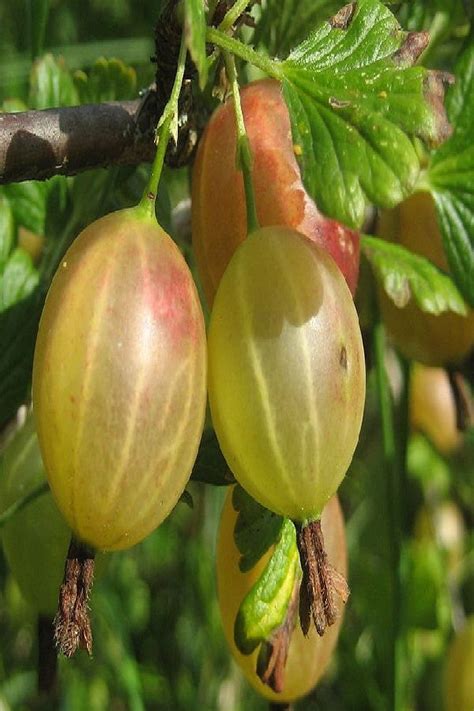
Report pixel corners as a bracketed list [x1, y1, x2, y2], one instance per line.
[54, 537, 95, 657]
[297, 520, 349, 637]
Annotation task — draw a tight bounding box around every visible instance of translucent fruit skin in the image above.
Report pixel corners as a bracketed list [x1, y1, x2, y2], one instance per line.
[208, 227, 366, 521]
[0, 415, 70, 616]
[33, 208, 207, 551]
[192, 78, 360, 305]
[377, 192, 474, 366]
[217, 489, 347, 703]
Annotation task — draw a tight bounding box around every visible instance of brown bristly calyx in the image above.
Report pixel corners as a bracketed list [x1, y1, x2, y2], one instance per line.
[297, 519, 349, 637]
[54, 537, 95, 657]
[256, 580, 299, 693]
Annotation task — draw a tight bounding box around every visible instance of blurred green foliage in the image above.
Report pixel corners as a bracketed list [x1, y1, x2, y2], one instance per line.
[1, 1, 473, 710]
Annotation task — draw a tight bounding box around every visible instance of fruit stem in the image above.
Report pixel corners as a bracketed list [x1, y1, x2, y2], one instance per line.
[223, 51, 259, 234]
[54, 536, 95, 658]
[218, 0, 252, 31]
[0, 481, 48, 530]
[139, 28, 188, 220]
[206, 27, 283, 80]
[373, 321, 404, 711]
[38, 615, 57, 695]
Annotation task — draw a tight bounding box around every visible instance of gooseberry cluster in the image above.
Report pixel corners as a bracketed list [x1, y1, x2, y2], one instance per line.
[192, 78, 366, 695]
[3, 14, 471, 707]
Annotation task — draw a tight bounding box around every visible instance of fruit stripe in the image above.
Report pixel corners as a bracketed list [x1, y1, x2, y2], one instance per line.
[97, 232, 204, 545]
[71, 239, 120, 535]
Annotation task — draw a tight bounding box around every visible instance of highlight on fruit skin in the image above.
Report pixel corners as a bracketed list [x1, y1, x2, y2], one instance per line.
[409, 363, 461, 454]
[192, 78, 360, 305]
[377, 191, 474, 366]
[0, 414, 70, 617]
[216, 489, 347, 704]
[33, 206, 207, 552]
[208, 225, 366, 523]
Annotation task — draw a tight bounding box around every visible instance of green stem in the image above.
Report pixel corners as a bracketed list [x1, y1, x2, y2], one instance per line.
[0, 481, 49, 529]
[223, 52, 259, 234]
[138, 30, 188, 220]
[206, 27, 283, 80]
[373, 322, 402, 711]
[218, 0, 252, 32]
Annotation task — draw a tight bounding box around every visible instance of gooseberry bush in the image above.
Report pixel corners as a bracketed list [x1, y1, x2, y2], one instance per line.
[0, 1, 473, 709]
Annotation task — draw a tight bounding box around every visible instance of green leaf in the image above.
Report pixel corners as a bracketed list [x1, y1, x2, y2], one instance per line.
[29, 54, 79, 109]
[281, 0, 452, 228]
[1, 249, 39, 313]
[232, 486, 285, 572]
[190, 429, 233, 486]
[0, 281, 43, 428]
[362, 234, 467, 315]
[69, 168, 120, 235]
[73, 57, 137, 104]
[254, 0, 341, 58]
[429, 42, 474, 306]
[26, 0, 50, 60]
[407, 433, 451, 499]
[0, 177, 65, 425]
[234, 514, 299, 655]
[183, 0, 208, 90]
[3, 181, 50, 235]
[397, 0, 469, 42]
[1, 98, 28, 113]
[0, 195, 15, 267]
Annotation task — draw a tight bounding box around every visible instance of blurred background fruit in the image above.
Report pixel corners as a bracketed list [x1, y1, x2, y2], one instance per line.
[377, 192, 474, 366]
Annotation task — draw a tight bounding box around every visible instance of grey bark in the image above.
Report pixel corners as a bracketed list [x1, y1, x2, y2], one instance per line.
[0, 99, 157, 184]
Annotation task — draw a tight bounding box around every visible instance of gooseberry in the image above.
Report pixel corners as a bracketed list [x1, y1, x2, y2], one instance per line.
[216, 489, 347, 703]
[377, 192, 474, 366]
[192, 78, 360, 305]
[208, 226, 365, 522]
[33, 206, 207, 552]
[414, 501, 465, 576]
[410, 363, 461, 454]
